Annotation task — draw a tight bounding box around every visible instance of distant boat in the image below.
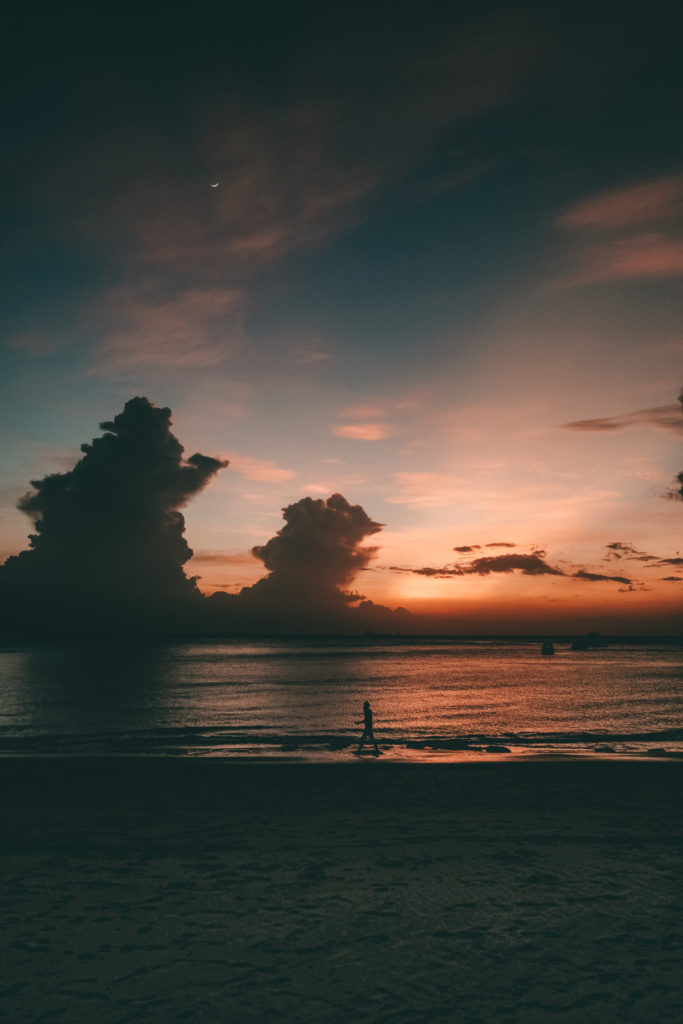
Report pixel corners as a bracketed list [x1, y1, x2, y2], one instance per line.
[571, 631, 608, 651]
[541, 640, 555, 656]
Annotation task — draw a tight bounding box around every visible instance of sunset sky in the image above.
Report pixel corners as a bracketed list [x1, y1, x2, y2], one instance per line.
[2, 3, 682, 633]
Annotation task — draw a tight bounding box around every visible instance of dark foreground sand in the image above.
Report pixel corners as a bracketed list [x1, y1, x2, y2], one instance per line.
[1, 761, 681, 1023]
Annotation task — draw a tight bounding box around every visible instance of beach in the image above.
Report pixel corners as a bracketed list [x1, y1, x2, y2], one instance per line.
[1, 760, 681, 1022]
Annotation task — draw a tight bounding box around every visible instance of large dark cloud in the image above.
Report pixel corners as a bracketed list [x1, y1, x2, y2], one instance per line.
[0, 401, 412, 637]
[208, 494, 411, 634]
[250, 494, 382, 599]
[0, 397, 227, 635]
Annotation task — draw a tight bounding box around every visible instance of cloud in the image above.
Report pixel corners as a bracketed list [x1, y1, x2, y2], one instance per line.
[484, 542, 517, 549]
[390, 547, 649, 587]
[606, 541, 638, 557]
[89, 286, 245, 375]
[247, 494, 382, 605]
[604, 541, 658, 562]
[655, 557, 683, 567]
[572, 570, 632, 585]
[465, 553, 562, 576]
[332, 423, 395, 441]
[554, 175, 683, 287]
[453, 545, 481, 553]
[662, 576, 683, 582]
[558, 175, 683, 230]
[388, 565, 465, 579]
[208, 493, 410, 633]
[562, 402, 683, 435]
[557, 235, 683, 287]
[0, 398, 227, 634]
[387, 471, 472, 507]
[31, 12, 536, 291]
[388, 551, 563, 578]
[290, 349, 332, 364]
[226, 454, 296, 483]
[190, 551, 259, 566]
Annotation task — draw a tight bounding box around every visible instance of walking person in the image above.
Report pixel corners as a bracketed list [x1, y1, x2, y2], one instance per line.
[356, 700, 381, 755]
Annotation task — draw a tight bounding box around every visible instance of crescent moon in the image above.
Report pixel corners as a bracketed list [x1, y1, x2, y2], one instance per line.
[210, 182, 219, 188]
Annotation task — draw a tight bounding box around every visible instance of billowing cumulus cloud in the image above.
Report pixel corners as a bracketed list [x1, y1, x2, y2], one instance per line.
[0, 398, 227, 634]
[210, 494, 410, 633]
[239, 493, 382, 615]
[0, 400, 413, 637]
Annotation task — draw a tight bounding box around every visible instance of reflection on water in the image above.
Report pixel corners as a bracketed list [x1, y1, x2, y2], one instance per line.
[0, 638, 681, 757]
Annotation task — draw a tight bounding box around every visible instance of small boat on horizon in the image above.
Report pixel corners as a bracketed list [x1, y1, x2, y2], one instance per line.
[541, 641, 555, 656]
[571, 631, 608, 651]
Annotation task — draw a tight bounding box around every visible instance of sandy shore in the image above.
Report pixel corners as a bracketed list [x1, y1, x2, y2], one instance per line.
[1, 761, 681, 1022]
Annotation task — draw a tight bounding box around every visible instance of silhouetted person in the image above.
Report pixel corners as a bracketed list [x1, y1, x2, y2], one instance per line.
[356, 700, 380, 755]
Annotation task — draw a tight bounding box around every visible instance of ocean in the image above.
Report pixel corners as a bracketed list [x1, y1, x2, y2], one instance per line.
[0, 638, 681, 759]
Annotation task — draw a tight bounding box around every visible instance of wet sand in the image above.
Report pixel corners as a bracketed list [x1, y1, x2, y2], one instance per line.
[1, 760, 681, 1022]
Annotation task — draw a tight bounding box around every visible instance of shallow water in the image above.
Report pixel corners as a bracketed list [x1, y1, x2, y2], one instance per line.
[0, 638, 681, 759]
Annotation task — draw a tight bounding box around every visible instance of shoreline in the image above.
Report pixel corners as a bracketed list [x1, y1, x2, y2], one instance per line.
[1, 743, 681, 762]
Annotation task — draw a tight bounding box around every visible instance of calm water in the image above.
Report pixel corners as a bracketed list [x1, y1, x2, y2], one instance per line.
[0, 638, 681, 760]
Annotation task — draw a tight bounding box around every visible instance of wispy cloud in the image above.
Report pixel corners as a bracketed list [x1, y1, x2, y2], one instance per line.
[332, 423, 395, 441]
[89, 286, 244, 375]
[562, 402, 683, 435]
[225, 453, 296, 483]
[553, 174, 683, 287]
[290, 349, 333, 365]
[190, 551, 259, 566]
[557, 234, 683, 288]
[572, 569, 632, 585]
[558, 175, 683, 230]
[604, 541, 658, 562]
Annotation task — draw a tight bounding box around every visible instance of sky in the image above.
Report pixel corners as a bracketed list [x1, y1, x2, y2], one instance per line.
[1, 2, 682, 634]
